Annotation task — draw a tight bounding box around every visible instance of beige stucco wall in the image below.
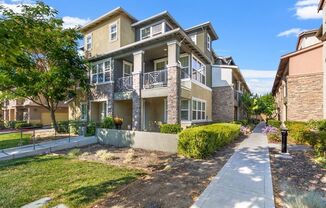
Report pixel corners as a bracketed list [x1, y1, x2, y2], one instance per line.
[84, 14, 135, 57]
[289, 45, 323, 75]
[68, 90, 87, 121]
[114, 100, 132, 130]
[144, 98, 165, 132]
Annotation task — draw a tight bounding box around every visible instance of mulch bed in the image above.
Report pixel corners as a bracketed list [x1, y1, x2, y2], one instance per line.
[85, 136, 247, 208]
[269, 147, 326, 208]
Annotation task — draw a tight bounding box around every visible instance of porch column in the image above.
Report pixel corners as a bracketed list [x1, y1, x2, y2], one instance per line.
[132, 50, 144, 130]
[167, 40, 181, 124]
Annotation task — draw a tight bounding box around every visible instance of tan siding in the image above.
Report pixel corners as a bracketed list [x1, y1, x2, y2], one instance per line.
[120, 15, 135, 46]
[191, 82, 212, 120]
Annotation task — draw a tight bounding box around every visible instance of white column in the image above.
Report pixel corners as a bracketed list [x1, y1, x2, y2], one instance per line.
[132, 50, 144, 130]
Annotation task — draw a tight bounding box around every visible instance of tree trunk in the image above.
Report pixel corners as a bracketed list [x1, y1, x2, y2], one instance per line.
[50, 108, 58, 132]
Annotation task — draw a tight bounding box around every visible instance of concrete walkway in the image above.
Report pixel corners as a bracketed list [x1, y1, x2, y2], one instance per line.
[192, 122, 275, 208]
[0, 136, 97, 161]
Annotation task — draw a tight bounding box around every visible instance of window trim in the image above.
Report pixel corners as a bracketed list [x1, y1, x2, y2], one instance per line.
[86, 34, 92, 51]
[153, 58, 168, 71]
[90, 58, 113, 85]
[192, 97, 207, 122]
[181, 99, 190, 121]
[140, 20, 167, 40]
[180, 54, 191, 80]
[207, 33, 211, 51]
[109, 21, 118, 42]
[191, 54, 206, 85]
[123, 60, 133, 77]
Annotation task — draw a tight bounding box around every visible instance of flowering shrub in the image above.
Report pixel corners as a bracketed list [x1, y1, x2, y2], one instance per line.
[263, 126, 281, 142]
[240, 126, 251, 135]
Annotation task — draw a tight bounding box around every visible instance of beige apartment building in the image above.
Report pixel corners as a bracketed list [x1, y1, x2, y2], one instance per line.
[69, 7, 250, 131]
[1, 99, 68, 125]
[272, 29, 324, 121]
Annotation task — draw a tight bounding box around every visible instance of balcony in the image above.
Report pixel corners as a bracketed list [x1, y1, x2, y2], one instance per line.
[143, 69, 167, 89]
[115, 75, 133, 92]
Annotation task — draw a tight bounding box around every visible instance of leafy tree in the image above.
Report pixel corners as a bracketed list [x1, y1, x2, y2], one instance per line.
[241, 93, 276, 120]
[0, 2, 89, 131]
[257, 93, 276, 119]
[240, 92, 254, 119]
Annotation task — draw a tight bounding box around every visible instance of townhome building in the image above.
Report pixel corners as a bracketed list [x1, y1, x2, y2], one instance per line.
[212, 56, 251, 122]
[68, 7, 250, 131]
[272, 29, 324, 121]
[1, 99, 68, 125]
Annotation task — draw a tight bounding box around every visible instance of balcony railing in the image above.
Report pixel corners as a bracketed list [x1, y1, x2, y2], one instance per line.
[143, 69, 167, 89]
[115, 75, 133, 92]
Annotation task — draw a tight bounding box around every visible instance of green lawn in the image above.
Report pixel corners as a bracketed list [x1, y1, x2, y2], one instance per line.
[0, 155, 143, 208]
[0, 132, 31, 149]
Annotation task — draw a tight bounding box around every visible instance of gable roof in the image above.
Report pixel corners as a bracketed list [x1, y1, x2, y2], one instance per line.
[296, 29, 319, 50]
[185, 22, 219, 40]
[81, 7, 137, 32]
[131, 11, 181, 29]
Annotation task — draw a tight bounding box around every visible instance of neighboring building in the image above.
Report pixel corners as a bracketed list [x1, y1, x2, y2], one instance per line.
[212, 56, 251, 122]
[1, 99, 68, 125]
[319, 0, 326, 119]
[272, 29, 324, 121]
[69, 7, 250, 131]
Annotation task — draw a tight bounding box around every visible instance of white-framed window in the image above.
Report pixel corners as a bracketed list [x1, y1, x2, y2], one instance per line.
[140, 21, 165, 40]
[192, 56, 206, 84]
[190, 33, 197, 44]
[86, 34, 92, 50]
[101, 102, 107, 120]
[80, 103, 88, 120]
[192, 98, 206, 121]
[123, 61, 133, 77]
[109, 22, 118, 41]
[91, 58, 113, 84]
[181, 99, 190, 121]
[154, 58, 167, 71]
[207, 33, 211, 51]
[180, 54, 190, 79]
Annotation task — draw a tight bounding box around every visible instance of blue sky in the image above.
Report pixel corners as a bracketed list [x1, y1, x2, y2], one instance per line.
[1, 0, 323, 94]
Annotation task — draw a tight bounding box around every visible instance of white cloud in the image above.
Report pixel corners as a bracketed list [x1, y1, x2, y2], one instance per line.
[0, 0, 33, 13]
[241, 69, 276, 95]
[295, 0, 322, 19]
[62, 16, 90, 29]
[277, 28, 306, 37]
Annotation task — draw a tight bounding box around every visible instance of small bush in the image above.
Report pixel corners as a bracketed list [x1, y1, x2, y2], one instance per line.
[285, 121, 309, 144]
[4, 121, 16, 129]
[268, 120, 281, 128]
[86, 121, 96, 136]
[69, 120, 86, 134]
[317, 120, 326, 132]
[284, 190, 326, 208]
[57, 121, 69, 133]
[95, 150, 118, 160]
[101, 116, 114, 129]
[32, 123, 43, 128]
[14, 121, 32, 129]
[67, 148, 81, 157]
[303, 130, 326, 156]
[178, 123, 240, 159]
[160, 124, 182, 134]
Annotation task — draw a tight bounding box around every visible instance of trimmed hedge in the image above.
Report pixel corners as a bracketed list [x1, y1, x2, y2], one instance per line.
[178, 123, 240, 159]
[284, 121, 309, 144]
[303, 130, 326, 156]
[160, 124, 182, 134]
[268, 120, 282, 128]
[14, 121, 32, 129]
[101, 116, 114, 129]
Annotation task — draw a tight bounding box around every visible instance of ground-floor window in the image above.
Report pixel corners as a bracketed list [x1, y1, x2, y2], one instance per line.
[192, 98, 206, 121]
[181, 99, 190, 121]
[80, 103, 88, 120]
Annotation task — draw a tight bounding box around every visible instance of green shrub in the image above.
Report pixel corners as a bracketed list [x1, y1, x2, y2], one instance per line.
[4, 121, 16, 129]
[69, 120, 86, 134]
[160, 124, 182, 134]
[101, 116, 114, 129]
[317, 120, 326, 132]
[57, 121, 70, 133]
[284, 189, 326, 208]
[267, 131, 281, 142]
[86, 121, 96, 136]
[268, 120, 281, 128]
[32, 123, 43, 128]
[303, 130, 326, 156]
[14, 121, 33, 129]
[178, 123, 240, 159]
[285, 121, 309, 144]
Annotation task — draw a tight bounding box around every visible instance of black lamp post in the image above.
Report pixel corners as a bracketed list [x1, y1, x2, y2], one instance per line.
[281, 127, 288, 153]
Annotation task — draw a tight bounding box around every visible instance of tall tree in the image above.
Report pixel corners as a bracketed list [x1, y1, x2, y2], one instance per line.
[0, 2, 89, 131]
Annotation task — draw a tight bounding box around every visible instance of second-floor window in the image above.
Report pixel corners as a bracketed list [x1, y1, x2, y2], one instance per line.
[91, 59, 113, 84]
[86, 34, 92, 50]
[109, 22, 118, 41]
[123, 61, 133, 76]
[140, 22, 164, 40]
[207, 34, 211, 51]
[192, 57, 206, 85]
[180, 55, 190, 79]
[190, 33, 197, 44]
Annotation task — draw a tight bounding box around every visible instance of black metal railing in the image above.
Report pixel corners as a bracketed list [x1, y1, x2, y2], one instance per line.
[115, 75, 133, 92]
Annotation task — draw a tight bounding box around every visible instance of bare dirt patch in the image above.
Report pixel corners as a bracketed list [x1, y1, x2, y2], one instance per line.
[269, 147, 326, 208]
[76, 136, 246, 208]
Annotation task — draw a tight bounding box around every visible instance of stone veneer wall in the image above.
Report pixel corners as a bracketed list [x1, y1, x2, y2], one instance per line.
[287, 72, 323, 121]
[212, 86, 234, 122]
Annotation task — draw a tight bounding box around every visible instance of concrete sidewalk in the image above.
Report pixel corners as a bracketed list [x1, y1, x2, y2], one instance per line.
[192, 122, 275, 208]
[0, 136, 97, 161]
